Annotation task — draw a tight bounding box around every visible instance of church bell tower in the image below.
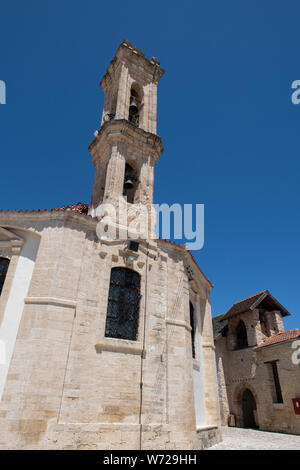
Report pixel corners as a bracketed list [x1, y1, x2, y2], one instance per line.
[88, 40, 165, 239]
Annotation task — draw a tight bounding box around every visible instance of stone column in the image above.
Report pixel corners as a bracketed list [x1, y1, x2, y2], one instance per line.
[103, 144, 125, 204]
[115, 65, 129, 120]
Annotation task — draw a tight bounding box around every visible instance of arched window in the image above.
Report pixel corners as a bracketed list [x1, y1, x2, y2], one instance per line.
[189, 302, 196, 359]
[105, 267, 141, 341]
[0, 257, 10, 296]
[236, 320, 248, 350]
[123, 162, 138, 204]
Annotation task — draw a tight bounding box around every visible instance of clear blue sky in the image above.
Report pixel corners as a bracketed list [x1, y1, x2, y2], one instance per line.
[1, 0, 300, 328]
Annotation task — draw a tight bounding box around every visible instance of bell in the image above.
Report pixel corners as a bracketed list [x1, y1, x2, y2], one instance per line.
[129, 98, 138, 114]
[124, 179, 134, 189]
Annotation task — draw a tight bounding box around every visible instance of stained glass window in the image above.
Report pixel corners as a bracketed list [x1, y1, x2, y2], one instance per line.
[105, 267, 141, 341]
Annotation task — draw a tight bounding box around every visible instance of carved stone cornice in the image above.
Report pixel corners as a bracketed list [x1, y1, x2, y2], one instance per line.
[88, 119, 163, 165]
[0, 210, 96, 230]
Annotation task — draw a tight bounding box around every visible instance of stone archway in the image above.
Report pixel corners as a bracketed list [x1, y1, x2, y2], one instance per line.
[241, 389, 257, 428]
[233, 384, 259, 429]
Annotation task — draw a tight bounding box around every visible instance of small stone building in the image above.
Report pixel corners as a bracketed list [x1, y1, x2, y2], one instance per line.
[214, 290, 300, 434]
[0, 41, 221, 449]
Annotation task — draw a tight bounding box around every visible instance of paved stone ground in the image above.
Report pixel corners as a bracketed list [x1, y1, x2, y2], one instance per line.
[208, 426, 300, 450]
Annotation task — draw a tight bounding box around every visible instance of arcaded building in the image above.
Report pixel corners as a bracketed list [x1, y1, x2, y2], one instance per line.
[0, 41, 221, 449]
[214, 290, 300, 434]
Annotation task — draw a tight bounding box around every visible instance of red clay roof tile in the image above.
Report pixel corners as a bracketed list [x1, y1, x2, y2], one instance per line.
[255, 329, 300, 349]
[222, 290, 290, 319]
[0, 202, 89, 216]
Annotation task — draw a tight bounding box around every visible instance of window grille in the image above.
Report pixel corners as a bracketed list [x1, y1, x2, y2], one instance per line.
[105, 267, 141, 341]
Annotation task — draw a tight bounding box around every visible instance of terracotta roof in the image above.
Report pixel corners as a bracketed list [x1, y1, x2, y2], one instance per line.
[53, 202, 89, 215]
[255, 329, 300, 349]
[222, 290, 290, 319]
[0, 202, 89, 216]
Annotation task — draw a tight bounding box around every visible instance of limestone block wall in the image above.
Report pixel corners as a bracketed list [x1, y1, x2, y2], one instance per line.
[255, 343, 300, 434]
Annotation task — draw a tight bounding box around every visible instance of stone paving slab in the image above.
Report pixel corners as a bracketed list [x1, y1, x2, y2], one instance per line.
[208, 426, 300, 450]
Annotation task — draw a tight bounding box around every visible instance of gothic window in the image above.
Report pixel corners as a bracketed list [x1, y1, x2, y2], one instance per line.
[189, 302, 196, 359]
[123, 163, 138, 204]
[235, 320, 248, 350]
[105, 267, 141, 341]
[0, 257, 10, 296]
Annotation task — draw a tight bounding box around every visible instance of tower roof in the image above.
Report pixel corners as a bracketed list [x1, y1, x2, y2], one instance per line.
[222, 289, 290, 319]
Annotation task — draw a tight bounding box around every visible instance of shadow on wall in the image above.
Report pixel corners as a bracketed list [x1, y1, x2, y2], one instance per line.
[0, 227, 40, 399]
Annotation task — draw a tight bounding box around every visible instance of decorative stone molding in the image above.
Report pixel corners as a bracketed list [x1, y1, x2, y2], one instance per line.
[202, 342, 216, 351]
[229, 376, 255, 383]
[119, 248, 139, 261]
[24, 297, 77, 308]
[95, 341, 144, 356]
[166, 318, 192, 332]
[196, 424, 218, 432]
[89, 119, 163, 165]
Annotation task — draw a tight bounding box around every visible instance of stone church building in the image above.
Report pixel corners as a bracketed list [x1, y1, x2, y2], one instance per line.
[214, 290, 300, 435]
[0, 41, 221, 449]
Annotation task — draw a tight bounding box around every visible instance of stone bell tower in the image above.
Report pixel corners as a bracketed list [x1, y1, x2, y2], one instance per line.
[88, 40, 165, 239]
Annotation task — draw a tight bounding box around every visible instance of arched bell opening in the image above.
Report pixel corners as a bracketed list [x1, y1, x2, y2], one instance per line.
[128, 83, 143, 127]
[123, 162, 138, 204]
